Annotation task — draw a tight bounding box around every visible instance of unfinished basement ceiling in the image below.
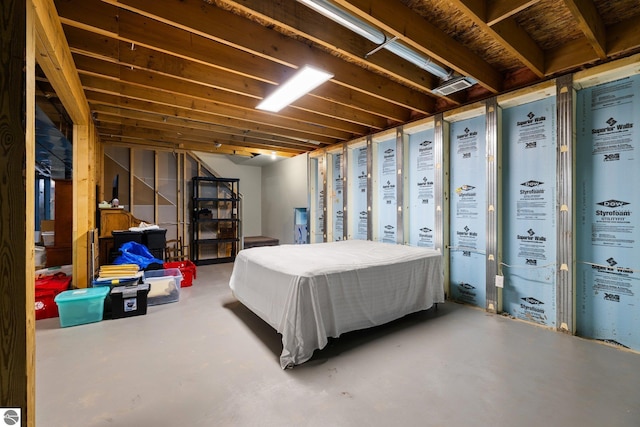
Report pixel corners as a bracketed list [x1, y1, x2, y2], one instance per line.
[52, 0, 640, 158]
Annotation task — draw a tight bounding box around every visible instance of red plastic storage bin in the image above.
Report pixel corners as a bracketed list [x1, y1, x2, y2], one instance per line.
[163, 260, 197, 287]
[35, 273, 72, 320]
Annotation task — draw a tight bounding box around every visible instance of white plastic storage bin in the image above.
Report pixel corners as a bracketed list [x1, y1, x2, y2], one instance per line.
[143, 268, 182, 305]
[41, 231, 55, 247]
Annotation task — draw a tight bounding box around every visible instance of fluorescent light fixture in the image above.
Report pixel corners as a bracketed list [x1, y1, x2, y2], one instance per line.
[271, 151, 277, 160]
[257, 65, 333, 112]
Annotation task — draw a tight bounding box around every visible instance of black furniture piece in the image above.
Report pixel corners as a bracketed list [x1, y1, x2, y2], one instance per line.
[191, 177, 240, 265]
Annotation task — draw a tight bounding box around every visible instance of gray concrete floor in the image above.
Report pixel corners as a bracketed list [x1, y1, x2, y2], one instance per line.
[36, 263, 640, 426]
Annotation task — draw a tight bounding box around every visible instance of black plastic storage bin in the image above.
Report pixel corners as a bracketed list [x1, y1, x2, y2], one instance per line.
[110, 283, 150, 319]
[112, 230, 144, 250]
[143, 229, 167, 250]
[92, 277, 140, 319]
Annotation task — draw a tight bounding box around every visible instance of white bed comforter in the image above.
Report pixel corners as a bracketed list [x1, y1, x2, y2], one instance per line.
[229, 240, 444, 368]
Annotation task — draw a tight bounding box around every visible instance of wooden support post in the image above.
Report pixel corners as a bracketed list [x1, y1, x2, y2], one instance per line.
[1, 1, 36, 425]
[73, 123, 91, 287]
[33, 0, 98, 286]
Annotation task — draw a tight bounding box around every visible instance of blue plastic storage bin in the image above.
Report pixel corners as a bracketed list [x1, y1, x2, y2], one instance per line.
[54, 287, 110, 327]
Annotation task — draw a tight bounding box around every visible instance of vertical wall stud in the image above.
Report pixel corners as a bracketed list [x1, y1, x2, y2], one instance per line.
[154, 151, 159, 225]
[556, 74, 575, 333]
[485, 98, 501, 313]
[129, 148, 135, 211]
[342, 142, 348, 240]
[433, 114, 450, 295]
[320, 152, 328, 242]
[366, 136, 373, 241]
[396, 127, 404, 244]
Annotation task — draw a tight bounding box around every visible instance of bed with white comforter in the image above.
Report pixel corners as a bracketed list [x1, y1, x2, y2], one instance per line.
[229, 239, 444, 368]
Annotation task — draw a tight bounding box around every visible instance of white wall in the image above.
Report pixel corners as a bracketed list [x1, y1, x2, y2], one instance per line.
[261, 154, 309, 244]
[195, 153, 262, 237]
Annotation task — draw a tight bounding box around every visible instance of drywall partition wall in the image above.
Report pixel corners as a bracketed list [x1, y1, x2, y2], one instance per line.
[501, 91, 558, 327]
[261, 153, 308, 244]
[196, 153, 262, 237]
[327, 149, 345, 241]
[347, 140, 369, 240]
[448, 110, 487, 307]
[309, 154, 326, 243]
[373, 133, 399, 243]
[404, 123, 436, 248]
[575, 73, 640, 350]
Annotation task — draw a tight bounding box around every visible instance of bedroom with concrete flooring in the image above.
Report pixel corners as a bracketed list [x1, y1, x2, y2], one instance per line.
[36, 263, 640, 426]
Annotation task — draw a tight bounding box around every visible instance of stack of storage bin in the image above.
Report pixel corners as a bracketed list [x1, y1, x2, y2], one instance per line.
[111, 228, 166, 263]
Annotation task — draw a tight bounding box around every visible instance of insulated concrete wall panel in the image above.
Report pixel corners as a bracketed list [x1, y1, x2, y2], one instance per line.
[449, 115, 487, 307]
[576, 74, 640, 350]
[374, 136, 399, 243]
[502, 96, 558, 326]
[406, 126, 436, 248]
[347, 142, 368, 240]
[327, 150, 345, 241]
[309, 155, 326, 243]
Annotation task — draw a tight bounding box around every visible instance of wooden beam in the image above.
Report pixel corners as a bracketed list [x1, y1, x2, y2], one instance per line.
[91, 105, 319, 148]
[78, 73, 365, 139]
[458, 0, 486, 20]
[100, 135, 296, 158]
[59, 0, 435, 114]
[1, 1, 34, 426]
[32, 0, 90, 124]
[85, 91, 344, 145]
[72, 54, 390, 131]
[545, 37, 598, 75]
[94, 115, 311, 154]
[487, 0, 540, 26]
[452, 0, 545, 77]
[563, 0, 607, 59]
[606, 15, 640, 56]
[95, 121, 307, 155]
[93, 109, 317, 151]
[33, 0, 99, 289]
[73, 121, 91, 287]
[100, 126, 300, 157]
[545, 11, 640, 76]
[215, 0, 442, 96]
[332, 0, 503, 92]
[64, 26, 416, 124]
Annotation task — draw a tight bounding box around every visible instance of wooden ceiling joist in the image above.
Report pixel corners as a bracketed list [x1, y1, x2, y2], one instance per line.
[41, 0, 640, 155]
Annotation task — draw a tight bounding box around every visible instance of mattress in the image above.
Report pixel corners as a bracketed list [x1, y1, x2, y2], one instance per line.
[229, 239, 444, 368]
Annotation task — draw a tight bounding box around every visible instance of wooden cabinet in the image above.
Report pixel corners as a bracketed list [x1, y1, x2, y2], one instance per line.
[45, 180, 72, 267]
[99, 208, 139, 238]
[98, 208, 146, 265]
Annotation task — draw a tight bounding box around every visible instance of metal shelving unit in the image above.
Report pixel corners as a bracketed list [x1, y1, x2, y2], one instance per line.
[191, 177, 240, 265]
